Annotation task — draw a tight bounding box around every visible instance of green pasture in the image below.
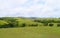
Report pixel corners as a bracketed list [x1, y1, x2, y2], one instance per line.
[0, 27, 60, 38]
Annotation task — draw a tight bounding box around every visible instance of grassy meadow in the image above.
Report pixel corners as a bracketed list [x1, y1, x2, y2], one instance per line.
[0, 27, 60, 38]
[0, 17, 60, 38]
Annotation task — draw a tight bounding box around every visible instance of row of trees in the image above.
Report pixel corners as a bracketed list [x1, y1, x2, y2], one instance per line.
[34, 19, 60, 23]
[0, 17, 60, 28]
[0, 17, 38, 28]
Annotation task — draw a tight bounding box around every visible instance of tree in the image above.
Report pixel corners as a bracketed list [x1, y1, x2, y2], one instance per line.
[0, 20, 9, 28]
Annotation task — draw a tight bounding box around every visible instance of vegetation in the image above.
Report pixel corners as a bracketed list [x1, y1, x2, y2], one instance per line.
[0, 17, 60, 28]
[0, 27, 60, 38]
[0, 17, 60, 38]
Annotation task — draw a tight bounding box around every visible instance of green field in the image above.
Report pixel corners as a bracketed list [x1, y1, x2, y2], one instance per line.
[0, 17, 60, 38]
[0, 27, 60, 38]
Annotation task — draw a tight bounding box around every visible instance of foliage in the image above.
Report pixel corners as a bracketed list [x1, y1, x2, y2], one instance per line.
[0, 20, 9, 28]
[0, 17, 60, 28]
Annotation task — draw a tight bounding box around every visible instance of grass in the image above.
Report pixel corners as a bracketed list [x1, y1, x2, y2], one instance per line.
[0, 26, 60, 38]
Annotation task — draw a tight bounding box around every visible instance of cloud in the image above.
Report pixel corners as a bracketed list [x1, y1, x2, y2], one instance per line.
[0, 0, 60, 17]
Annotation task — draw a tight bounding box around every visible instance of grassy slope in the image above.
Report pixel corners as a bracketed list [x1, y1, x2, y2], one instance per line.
[0, 27, 60, 38]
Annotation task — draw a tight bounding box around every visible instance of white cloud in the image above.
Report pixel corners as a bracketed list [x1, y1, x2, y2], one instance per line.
[0, 0, 60, 17]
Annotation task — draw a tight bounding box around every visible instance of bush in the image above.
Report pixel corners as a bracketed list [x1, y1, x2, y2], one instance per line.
[28, 23, 38, 27]
[0, 20, 9, 28]
[21, 23, 26, 27]
[49, 23, 54, 27]
[57, 23, 60, 27]
[43, 23, 48, 26]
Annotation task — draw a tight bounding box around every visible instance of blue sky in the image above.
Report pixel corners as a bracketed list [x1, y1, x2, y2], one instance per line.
[0, 0, 60, 17]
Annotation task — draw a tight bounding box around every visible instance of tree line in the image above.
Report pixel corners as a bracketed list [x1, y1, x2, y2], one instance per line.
[0, 17, 60, 28]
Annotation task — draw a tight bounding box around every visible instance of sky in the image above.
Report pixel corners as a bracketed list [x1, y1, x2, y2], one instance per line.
[0, 0, 60, 18]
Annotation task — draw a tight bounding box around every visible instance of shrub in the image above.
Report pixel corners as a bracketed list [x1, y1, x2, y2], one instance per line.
[43, 23, 48, 26]
[57, 23, 60, 27]
[49, 23, 54, 27]
[31, 24, 38, 27]
[0, 20, 9, 28]
[28, 23, 38, 27]
[20, 23, 26, 27]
